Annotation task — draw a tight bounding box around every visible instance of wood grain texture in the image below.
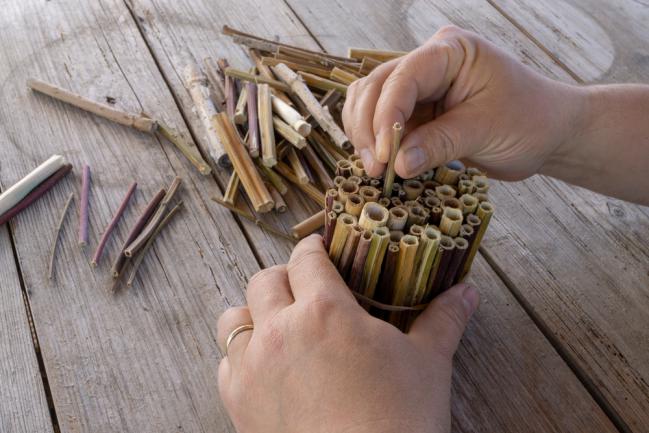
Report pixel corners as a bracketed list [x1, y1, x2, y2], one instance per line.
[0, 227, 53, 433]
[125, 0, 322, 267]
[488, 0, 649, 82]
[0, 0, 264, 431]
[282, 0, 649, 430]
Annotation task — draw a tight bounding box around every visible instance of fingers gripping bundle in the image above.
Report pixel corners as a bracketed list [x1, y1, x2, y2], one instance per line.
[324, 123, 494, 331]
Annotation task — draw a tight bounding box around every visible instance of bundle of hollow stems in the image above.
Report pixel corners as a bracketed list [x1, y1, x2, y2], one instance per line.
[323, 123, 495, 331]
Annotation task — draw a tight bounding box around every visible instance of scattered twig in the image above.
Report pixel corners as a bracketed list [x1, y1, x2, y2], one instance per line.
[48, 193, 74, 279]
[91, 182, 137, 266]
[78, 164, 91, 247]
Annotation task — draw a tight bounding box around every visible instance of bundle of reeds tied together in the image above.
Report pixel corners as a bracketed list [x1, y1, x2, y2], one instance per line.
[323, 124, 494, 331]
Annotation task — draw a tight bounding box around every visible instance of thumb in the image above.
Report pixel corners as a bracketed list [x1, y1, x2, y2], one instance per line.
[395, 107, 483, 178]
[408, 283, 479, 359]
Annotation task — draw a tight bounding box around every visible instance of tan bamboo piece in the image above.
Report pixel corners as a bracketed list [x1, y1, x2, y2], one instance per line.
[233, 84, 248, 124]
[214, 112, 274, 213]
[287, 147, 309, 184]
[460, 194, 479, 215]
[267, 183, 287, 213]
[274, 162, 325, 205]
[224, 172, 240, 205]
[303, 143, 335, 189]
[258, 164, 288, 195]
[383, 122, 402, 197]
[358, 186, 381, 203]
[27, 78, 157, 133]
[403, 179, 424, 200]
[391, 235, 420, 306]
[329, 213, 357, 266]
[337, 180, 359, 204]
[224, 67, 291, 92]
[412, 226, 442, 302]
[262, 57, 331, 78]
[344, 193, 364, 217]
[461, 201, 494, 277]
[440, 207, 463, 237]
[338, 224, 362, 277]
[272, 95, 311, 136]
[211, 197, 294, 242]
[247, 49, 294, 106]
[358, 202, 389, 230]
[361, 226, 390, 298]
[298, 71, 348, 94]
[183, 64, 228, 166]
[291, 209, 325, 239]
[358, 56, 382, 75]
[272, 63, 349, 149]
[458, 179, 475, 194]
[157, 122, 212, 175]
[330, 67, 360, 85]
[257, 83, 276, 167]
[436, 184, 457, 199]
[387, 206, 408, 231]
[347, 48, 408, 62]
[273, 116, 306, 149]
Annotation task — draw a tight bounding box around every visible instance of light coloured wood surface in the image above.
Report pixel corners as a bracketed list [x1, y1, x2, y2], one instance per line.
[0, 227, 53, 433]
[282, 0, 649, 431]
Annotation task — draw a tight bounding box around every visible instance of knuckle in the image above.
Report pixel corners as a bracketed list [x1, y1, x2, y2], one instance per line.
[247, 265, 285, 293]
[217, 307, 249, 339]
[435, 24, 462, 38]
[288, 247, 325, 274]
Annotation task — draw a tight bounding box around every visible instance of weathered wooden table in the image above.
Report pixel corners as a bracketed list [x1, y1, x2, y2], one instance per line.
[1, 1, 648, 432]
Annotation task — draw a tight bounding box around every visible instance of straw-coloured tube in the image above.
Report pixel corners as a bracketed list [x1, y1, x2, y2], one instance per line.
[383, 122, 401, 197]
[403, 179, 424, 200]
[328, 213, 357, 266]
[272, 95, 311, 136]
[440, 207, 462, 237]
[348, 229, 372, 293]
[461, 201, 494, 277]
[338, 224, 362, 278]
[387, 206, 408, 231]
[291, 209, 325, 239]
[344, 193, 364, 217]
[337, 180, 359, 204]
[391, 235, 419, 306]
[78, 165, 91, 247]
[460, 194, 478, 215]
[257, 84, 277, 167]
[358, 202, 389, 230]
[361, 226, 390, 298]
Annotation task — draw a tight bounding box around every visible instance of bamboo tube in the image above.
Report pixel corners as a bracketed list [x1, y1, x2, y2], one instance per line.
[474, 177, 490, 193]
[157, 122, 212, 175]
[211, 197, 294, 242]
[403, 179, 424, 200]
[291, 209, 325, 239]
[461, 201, 494, 277]
[358, 202, 389, 230]
[336, 159, 353, 177]
[259, 164, 288, 195]
[344, 193, 364, 217]
[407, 205, 427, 227]
[467, 167, 487, 178]
[409, 224, 424, 237]
[347, 48, 407, 62]
[308, 134, 337, 171]
[441, 197, 462, 211]
[338, 224, 362, 277]
[460, 194, 478, 215]
[338, 180, 359, 204]
[351, 160, 365, 177]
[333, 176, 345, 188]
[273, 116, 306, 149]
[358, 186, 381, 203]
[0, 164, 73, 226]
[347, 176, 362, 187]
[48, 192, 74, 280]
[274, 162, 325, 205]
[458, 179, 475, 194]
[223, 172, 240, 205]
[460, 224, 474, 240]
[303, 143, 335, 189]
[323, 210, 337, 250]
[390, 235, 419, 306]
[325, 188, 338, 211]
[440, 237, 470, 292]
[330, 67, 360, 85]
[374, 242, 400, 305]
[0, 155, 67, 216]
[349, 229, 372, 293]
[272, 95, 311, 136]
[383, 122, 402, 197]
[389, 230, 404, 243]
[257, 84, 276, 167]
[268, 183, 287, 213]
[427, 236, 455, 298]
[287, 147, 309, 184]
[78, 165, 91, 247]
[361, 226, 390, 298]
[387, 206, 408, 231]
[217, 58, 237, 119]
[474, 192, 490, 203]
[183, 64, 229, 167]
[412, 226, 442, 302]
[224, 67, 291, 92]
[311, 128, 349, 160]
[233, 84, 248, 124]
[436, 184, 457, 199]
[91, 182, 137, 266]
[297, 72, 349, 94]
[263, 57, 331, 78]
[423, 196, 441, 209]
[440, 207, 462, 237]
[358, 56, 382, 75]
[214, 113, 274, 213]
[27, 79, 157, 133]
[329, 213, 357, 266]
[272, 63, 349, 148]
[430, 206, 443, 225]
[378, 197, 390, 207]
[245, 82, 261, 158]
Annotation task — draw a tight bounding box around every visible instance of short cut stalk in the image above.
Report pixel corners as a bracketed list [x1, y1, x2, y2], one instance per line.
[78, 164, 91, 247]
[91, 182, 137, 266]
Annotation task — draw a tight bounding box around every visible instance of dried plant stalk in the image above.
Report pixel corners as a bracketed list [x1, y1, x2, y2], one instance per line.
[91, 182, 137, 266]
[183, 63, 229, 167]
[217, 58, 237, 120]
[274, 162, 325, 205]
[78, 164, 91, 247]
[349, 229, 372, 293]
[258, 164, 288, 195]
[0, 164, 72, 225]
[27, 79, 157, 133]
[391, 235, 420, 306]
[273, 116, 306, 149]
[257, 84, 277, 167]
[267, 183, 287, 213]
[361, 227, 390, 298]
[291, 209, 325, 239]
[302, 143, 335, 189]
[440, 207, 462, 237]
[111, 188, 165, 278]
[298, 72, 347, 94]
[214, 113, 274, 213]
[233, 84, 248, 124]
[212, 196, 294, 242]
[224, 67, 291, 92]
[358, 202, 389, 230]
[427, 236, 455, 298]
[287, 147, 309, 184]
[245, 82, 261, 158]
[202, 57, 227, 110]
[48, 192, 74, 279]
[347, 48, 407, 62]
[263, 57, 331, 78]
[0, 155, 67, 216]
[157, 122, 211, 175]
[440, 237, 469, 292]
[124, 177, 182, 257]
[461, 201, 494, 278]
[412, 227, 441, 302]
[330, 67, 360, 85]
[272, 63, 349, 149]
[127, 201, 184, 287]
[223, 172, 240, 205]
[329, 213, 356, 266]
[338, 224, 362, 277]
[383, 122, 402, 197]
[358, 57, 382, 75]
[272, 95, 311, 137]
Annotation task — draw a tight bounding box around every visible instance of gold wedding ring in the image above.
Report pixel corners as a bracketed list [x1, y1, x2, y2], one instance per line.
[225, 324, 254, 356]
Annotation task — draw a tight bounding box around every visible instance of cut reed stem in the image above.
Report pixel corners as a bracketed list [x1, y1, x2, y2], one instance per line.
[383, 122, 401, 197]
[157, 121, 212, 175]
[48, 192, 74, 280]
[291, 209, 325, 239]
[272, 95, 311, 136]
[211, 196, 295, 242]
[78, 164, 91, 247]
[223, 172, 241, 206]
[257, 84, 277, 167]
[91, 182, 137, 266]
[224, 67, 291, 92]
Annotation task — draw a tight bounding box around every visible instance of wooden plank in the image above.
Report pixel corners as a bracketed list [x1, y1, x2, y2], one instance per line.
[487, 0, 649, 82]
[282, 0, 649, 430]
[126, 0, 620, 431]
[124, 0, 323, 267]
[0, 227, 54, 433]
[0, 0, 268, 431]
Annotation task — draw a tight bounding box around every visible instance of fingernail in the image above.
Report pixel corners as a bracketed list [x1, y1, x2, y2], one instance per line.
[360, 148, 374, 168]
[461, 285, 479, 318]
[375, 131, 389, 162]
[401, 146, 427, 174]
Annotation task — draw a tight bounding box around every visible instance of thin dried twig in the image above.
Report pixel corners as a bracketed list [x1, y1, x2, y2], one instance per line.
[49, 193, 74, 279]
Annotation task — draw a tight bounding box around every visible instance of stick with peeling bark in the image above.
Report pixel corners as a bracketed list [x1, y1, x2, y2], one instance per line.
[217, 58, 237, 120]
[272, 63, 349, 149]
[78, 165, 91, 247]
[183, 63, 229, 167]
[125, 177, 182, 258]
[48, 192, 74, 280]
[0, 163, 72, 225]
[214, 113, 274, 213]
[27, 79, 157, 133]
[233, 84, 248, 125]
[91, 182, 137, 266]
[272, 95, 311, 136]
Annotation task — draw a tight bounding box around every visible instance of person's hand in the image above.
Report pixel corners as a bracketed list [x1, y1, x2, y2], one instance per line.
[342, 25, 587, 181]
[217, 235, 479, 433]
